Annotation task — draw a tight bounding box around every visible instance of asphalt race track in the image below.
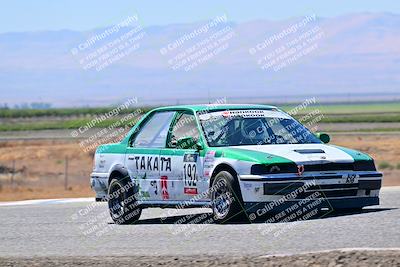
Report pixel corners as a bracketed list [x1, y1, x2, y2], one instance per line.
[0, 187, 399, 266]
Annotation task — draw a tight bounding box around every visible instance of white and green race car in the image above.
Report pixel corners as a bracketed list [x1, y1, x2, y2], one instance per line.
[90, 104, 382, 224]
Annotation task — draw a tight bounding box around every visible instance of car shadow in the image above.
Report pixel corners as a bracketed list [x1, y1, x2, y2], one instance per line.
[111, 207, 395, 225]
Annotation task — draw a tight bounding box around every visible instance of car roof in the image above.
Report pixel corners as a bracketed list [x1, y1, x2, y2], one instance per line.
[152, 104, 278, 113]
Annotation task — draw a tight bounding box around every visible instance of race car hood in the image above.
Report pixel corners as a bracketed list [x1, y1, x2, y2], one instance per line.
[218, 144, 371, 165]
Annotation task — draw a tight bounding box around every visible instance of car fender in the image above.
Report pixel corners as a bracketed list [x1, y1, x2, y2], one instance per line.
[208, 156, 253, 177]
[108, 164, 130, 185]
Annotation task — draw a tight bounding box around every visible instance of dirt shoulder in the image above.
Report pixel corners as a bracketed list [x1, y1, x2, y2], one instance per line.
[0, 249, 399, 267]
[332, 133, 400, 186]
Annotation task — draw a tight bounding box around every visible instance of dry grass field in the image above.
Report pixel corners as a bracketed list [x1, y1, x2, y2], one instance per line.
[0, 139, 94, 201]
[0, 133, 398, 201]
[332, 133, 400, 186]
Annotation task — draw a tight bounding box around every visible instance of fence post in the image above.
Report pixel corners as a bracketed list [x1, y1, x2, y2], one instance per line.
[64, 156, 69, 190]
[11, 160, 15, 186]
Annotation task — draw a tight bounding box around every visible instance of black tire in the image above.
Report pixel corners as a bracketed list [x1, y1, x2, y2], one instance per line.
[108, 178, 142, 224]
[210, 171, 246, 223]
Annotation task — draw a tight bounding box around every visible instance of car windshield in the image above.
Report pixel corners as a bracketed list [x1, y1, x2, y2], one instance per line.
[198, 109, 321, 147]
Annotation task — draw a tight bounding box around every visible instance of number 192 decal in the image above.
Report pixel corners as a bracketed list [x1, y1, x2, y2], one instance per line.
[183, 163, 198, 195]
[184, 163, 197, 187]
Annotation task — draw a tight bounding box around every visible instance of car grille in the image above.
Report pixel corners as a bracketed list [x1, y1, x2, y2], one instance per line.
[264, 182, 360, 198]
[296, 183, 359, 198]
[251, 160, 376, 175]
[303, 163, 354, 172]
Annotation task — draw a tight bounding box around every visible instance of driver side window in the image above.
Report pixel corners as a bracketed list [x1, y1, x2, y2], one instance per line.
[168, 113, 200, 148]
[132, 111, 175, 148]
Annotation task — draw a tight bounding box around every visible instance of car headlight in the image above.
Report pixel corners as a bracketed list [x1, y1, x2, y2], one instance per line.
[353, 160, 376, 171]
[250, 163, 297, 175]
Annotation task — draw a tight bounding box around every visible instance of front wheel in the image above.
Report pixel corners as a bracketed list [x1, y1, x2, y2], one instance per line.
[108, 178, 142, 224]
[211, 171, 245, 223]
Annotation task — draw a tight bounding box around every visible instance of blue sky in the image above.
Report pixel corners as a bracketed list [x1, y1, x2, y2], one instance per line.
[1, 0, 400, 33]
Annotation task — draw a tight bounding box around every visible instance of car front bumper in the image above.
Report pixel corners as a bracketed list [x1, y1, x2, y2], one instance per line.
[238, 171, 382, 205]
[243, 196, 379, 214]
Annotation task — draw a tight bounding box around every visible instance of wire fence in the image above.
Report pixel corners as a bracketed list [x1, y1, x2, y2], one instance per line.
[0, 157, 91, 191]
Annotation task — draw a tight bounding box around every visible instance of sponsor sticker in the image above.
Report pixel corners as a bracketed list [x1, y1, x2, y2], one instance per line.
[161, 176, 169, 200]
[243, 182, 253, 190]
[203, 151, 216, 177]
[341, 173, 359, 184]
[199, 110, 290, 120]
[183, 153, 198, 162]
[150, 180, 158, 195]
[184, 187, 198, 195]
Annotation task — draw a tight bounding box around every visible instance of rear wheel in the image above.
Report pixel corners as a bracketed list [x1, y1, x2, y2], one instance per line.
[108, 178, 142, 224]
[211, 171, 245, 223]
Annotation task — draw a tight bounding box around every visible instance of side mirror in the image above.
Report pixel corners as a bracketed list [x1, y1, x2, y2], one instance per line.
[195, 142, 204, 151]
[176, 136, 202, 150]
[169, 139, 177, 148]
[315, 132, 330, 144]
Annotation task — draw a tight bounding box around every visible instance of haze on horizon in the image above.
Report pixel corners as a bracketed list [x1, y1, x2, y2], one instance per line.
[0, 2, 399, 107]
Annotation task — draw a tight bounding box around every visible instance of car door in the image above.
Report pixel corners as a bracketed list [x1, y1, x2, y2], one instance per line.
[161, 111, 207, 201]
[125, 111, 176, 201]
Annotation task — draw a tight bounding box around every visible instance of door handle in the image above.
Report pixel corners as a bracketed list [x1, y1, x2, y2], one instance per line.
[128, 156, 135, 160]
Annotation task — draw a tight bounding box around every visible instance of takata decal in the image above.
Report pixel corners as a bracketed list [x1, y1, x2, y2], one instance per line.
[161, 176, 169, 200]
[132, 156, 172, 172]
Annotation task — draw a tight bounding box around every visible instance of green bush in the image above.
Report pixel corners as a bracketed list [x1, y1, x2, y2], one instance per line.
[378, 161, 394, 170]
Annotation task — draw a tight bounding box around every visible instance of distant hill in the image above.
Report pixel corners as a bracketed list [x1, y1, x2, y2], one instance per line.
[0, 13, 399, 107]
